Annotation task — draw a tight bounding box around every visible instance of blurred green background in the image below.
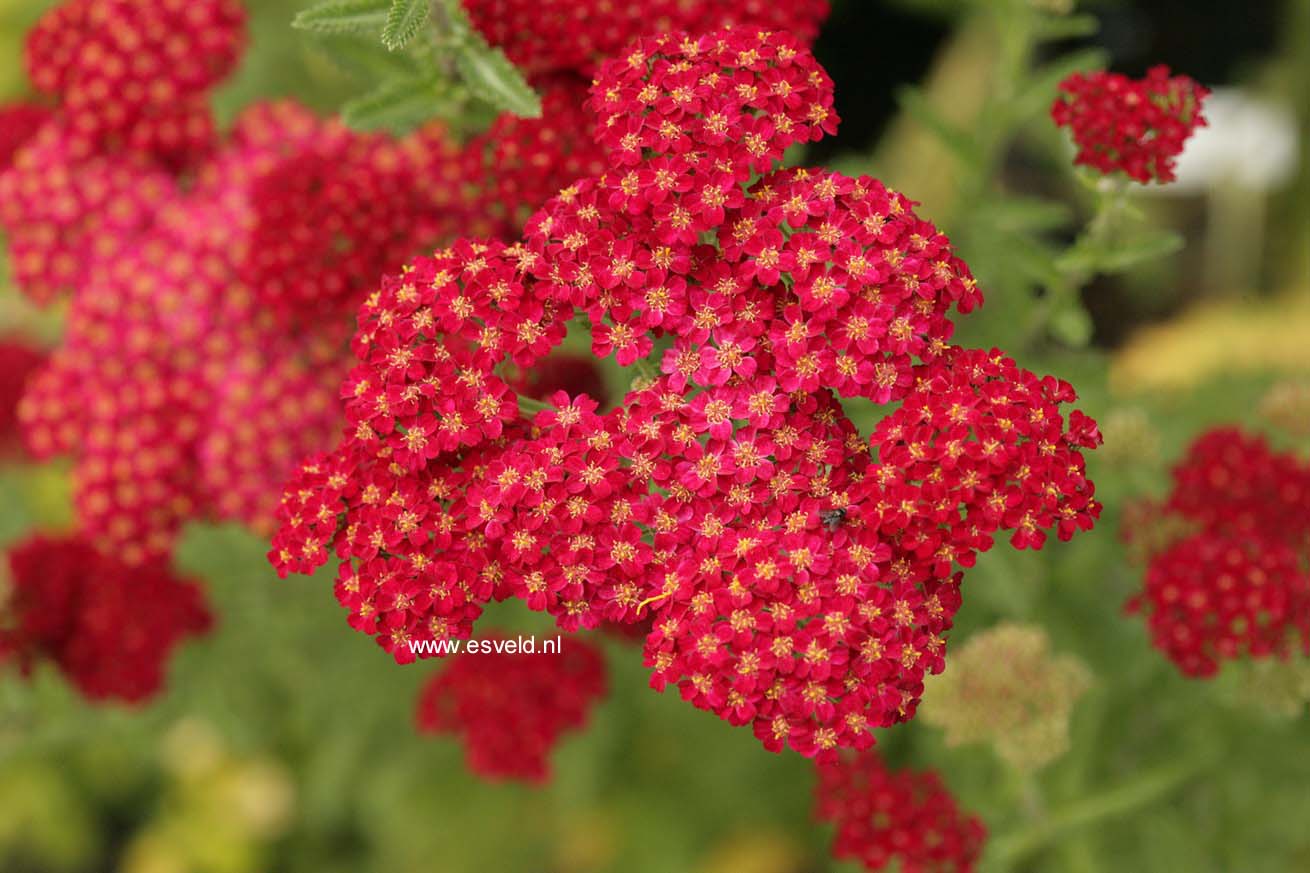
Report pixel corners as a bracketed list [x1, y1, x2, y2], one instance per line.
[2, 1, 1309, 871]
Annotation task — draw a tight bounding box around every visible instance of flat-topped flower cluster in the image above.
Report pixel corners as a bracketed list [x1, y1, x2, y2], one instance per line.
[271, 28, 1103, 760]
[1052, 65, 1209, 184]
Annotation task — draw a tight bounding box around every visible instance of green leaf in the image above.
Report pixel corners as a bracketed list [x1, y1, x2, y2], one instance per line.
[292, 0, 391, 34]
[976, 195, 1073, 233]
[1058, 229, 1185, 275]
[341, 75, 447, 132]
[313, 33, 421, 80]
[895, 85, 980, 168]
[381, 0, 430, 51]
[1005, 233, 1066, 287]
[434, 0, 473, 42]
[453, 39, 542, 117]
[1050, 302, 1094, 347]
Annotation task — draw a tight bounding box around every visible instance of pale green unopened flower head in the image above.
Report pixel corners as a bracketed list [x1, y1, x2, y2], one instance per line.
[922, 623, 1092, 772]
[1097, 407, 1161, 468]
[1260, 380, 1310, 439]
[1226, 658, 1310, 719]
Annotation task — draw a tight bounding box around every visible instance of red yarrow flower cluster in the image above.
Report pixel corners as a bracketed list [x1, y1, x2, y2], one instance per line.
[1, 0, 243, 304]
[0, 121, 177, 304]
[815, 749, 986, 873]
[1051, 65, 1209, 184]
[24, 0, 245, 167]
[464, 0, 829, 76]
[17, 102, 477, 562]
[4, 0, 635, 565]
[414, 634, 607, 782]
[1126, 427, 1310, 677]
[271, 29, 1102, 760]
[1, 534, 212, 703]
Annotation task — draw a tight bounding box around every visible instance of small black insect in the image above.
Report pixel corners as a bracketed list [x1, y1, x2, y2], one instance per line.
[820, 508, 847, 532]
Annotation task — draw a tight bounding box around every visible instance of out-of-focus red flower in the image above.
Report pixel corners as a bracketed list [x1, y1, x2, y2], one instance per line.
[16, 102, 479, 562]
[0, 121, 176, 304]
[1126, 427, 1310, 677]
[24, 0, 244, 167]
[816, 749, 986, 873]
[0, 336, 46, 456]
[465, 77, 609, 237]
[1, 533, 212, 703]
[414, 634, 607, 782]
[1052, 65, 1208, 184]
[513, 352, 610, 406]
[0, 102, 51, 170]
[223, 102, 479, 331]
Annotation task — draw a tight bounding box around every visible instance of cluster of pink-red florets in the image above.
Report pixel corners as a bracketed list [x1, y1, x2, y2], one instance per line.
[1126, 428, 1310, 677]
[24, 0, 245, 167]
[2, 0, 839, 710]
[415, 634, 607, 781]
[1051, 65, 1209, 184]
[0, 2, 598, 571]
[270, 28, 1102, 760]
[3, 0, 835, 576]
[465, 0, 829, 76]
[815, 749, 986, 873]
[1, 534, 212, 702]
[10, 97, 477, 563]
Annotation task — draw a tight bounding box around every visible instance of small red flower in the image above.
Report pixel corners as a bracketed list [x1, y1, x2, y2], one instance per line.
[1052, 65, 1209, 184]
[0, 121, 176, 304]
[1, 534, 212, 703]
[24, 0, 245, 167]
[414, 634, 607, 782]
[816, 749, 986, 873]
[1125, 427, 1310, 676]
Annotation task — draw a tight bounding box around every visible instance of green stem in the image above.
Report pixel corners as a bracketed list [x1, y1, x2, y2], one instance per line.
[1024, 177, 1128, 346]
[987, 750, 1211, 870]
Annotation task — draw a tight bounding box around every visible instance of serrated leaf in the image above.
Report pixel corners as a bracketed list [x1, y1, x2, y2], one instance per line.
[381, 0, 430, 51]
[313, 33, 421, 80]
[453, 39, 541, 117]
[292, 0, 390, 34]
[341, 75, 446, 132]
[895, 85, 981, 168]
